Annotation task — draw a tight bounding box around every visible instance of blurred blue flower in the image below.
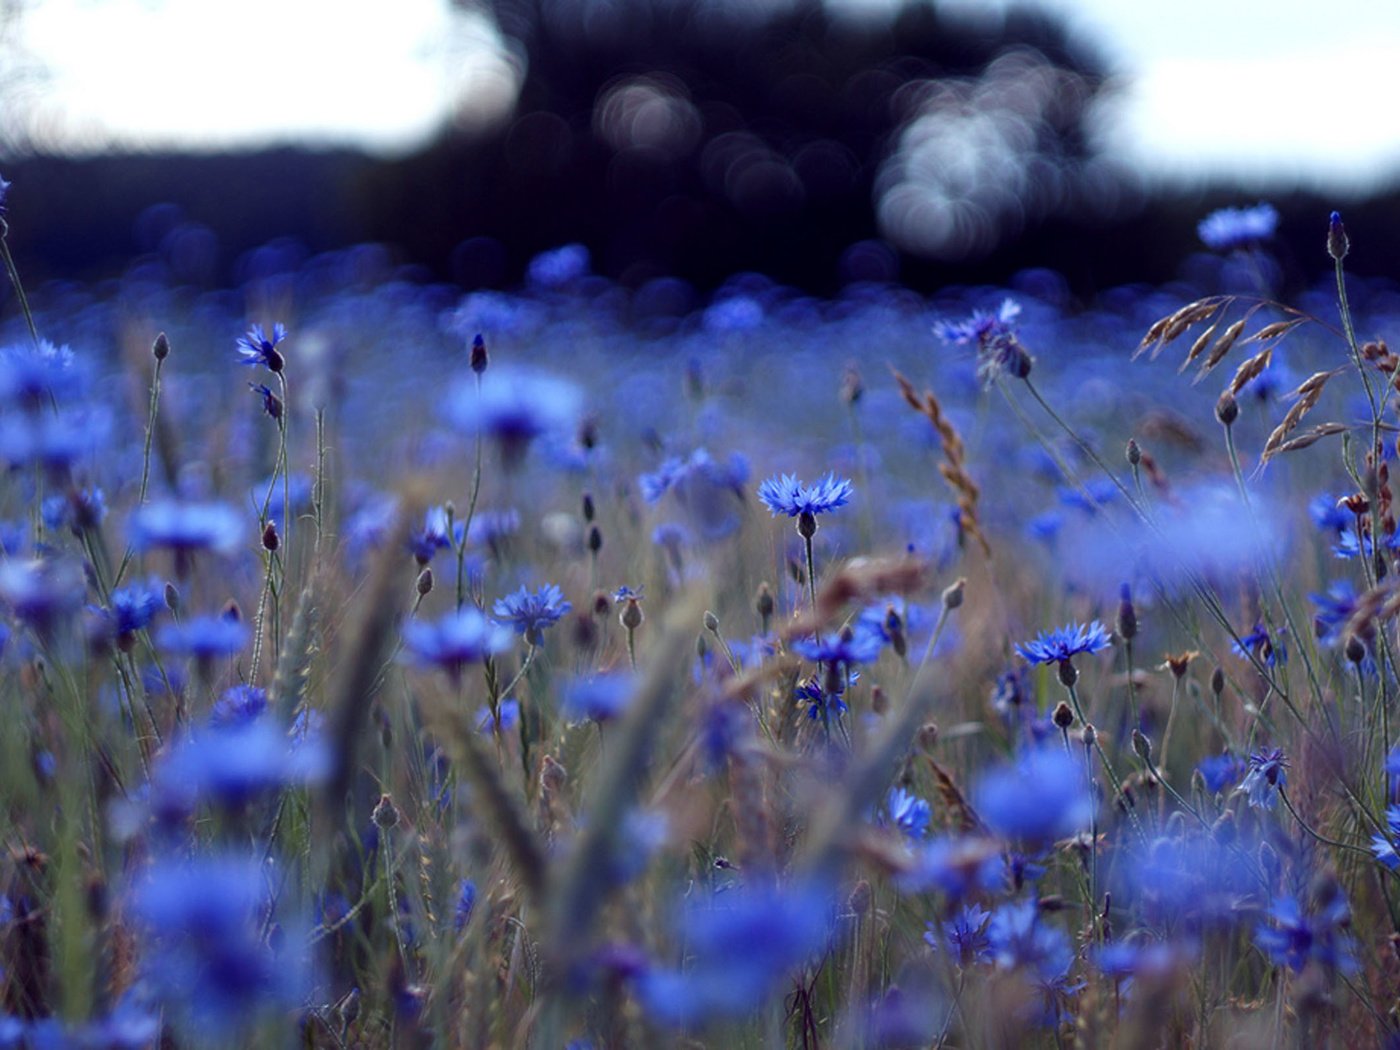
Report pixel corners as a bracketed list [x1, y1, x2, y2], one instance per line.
[211, 684, 269, 727]
[792, 627, 884, 667]
[0, 558, 86, 636]
[128, 853, 312, 1037]
[635, 881, 834, 1027]
[1196, 752, 1244, 795]
[757, 473, 853, 518]
[882, 787, 932, 840]
[467, 508, 520, 548]
[561, 672, 636, 723]
[406, 505, 462, 565]
[0, 340, 82, 410]
[933, 299, 1030, 386]
[985, 898, 1079, 1025]
[100, 576, 164, 641]
[1371, 806, 1400, 870]
[1310, 580, 1359, 646]
[493, 583, 571, 643]
[129, 500, 242, 554]
[42, 486, 105, 534]
[926, 902, 993, 966]
[897, 835, 1004, 898]
[402, 607, 513, 679]
[442, 368, 582, 463]
[1198, 203, 1278, 251]
[156, 615, 249, 659]
[974, 748, 1095, 843]
[527, 243, 590, 290]
[454, 879, 477, 931]
[1255, 891, 1357, 974]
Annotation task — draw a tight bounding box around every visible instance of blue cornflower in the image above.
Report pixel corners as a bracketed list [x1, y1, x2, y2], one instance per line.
[129, 500, 242, 555]
[1310, 580, 1359, 646]
[526, 243, 590, 290]
[406, 505, 462, 565]
[561, 672, 636, 723]
[635, 881, 834, 1028]
[236, 323, 287, 372]
[128, 853, 311, 1037]
[0, 558, 86, 636]
[640, 449, 750, 540]
[932, 298, 1032, 386]
[792, 627, 884, 667]
[897, 835, 1004, 899]
[756, 473, 853, 519]
[1371, 806, 1400, 870]
[1254, 890, 1358, 974]
[975, 747, 1095, 843]
[402, 607, 513, 680]
[985, 898, 1079, 1025]
[795, 676, 848, 724]
[1198, 202, 1278, 251]
[613, 584, 643, 603]
[1016, 621, 1111, 666]
[1309, 493, 1351, 535]
[247, 381, 282, 420]
[1238, 747, 1288, 810]
[883, 787, 932, 840]
[101, 577, 164, 643]
[1232, 622, 1287, 666]
[468, 508, 520, 548]
[156, 615, 249, 659]
[151, 715, 329, 819]
[42, 486, 106, 534]
[211, 684, 269, 727]
[442, 368, 581, 464]
[926, 903, 993, 966]
[1333, 525, 1400, 560]
[476, 697, 521, 733]
[1196, 752, 1244, 795]
[493, 583, 571, 644]
[0, 339, 82, 410]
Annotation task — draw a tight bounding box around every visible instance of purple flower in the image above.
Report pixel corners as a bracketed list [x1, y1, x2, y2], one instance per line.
[1232, 622, 1287, 667]
[883, 787, 931, 840]
[1198, 203, 1278, 251]
[1196, 752, 1244, 795]
[561, 672, 636, 723]
[756, 473, 853, 518]
[236, 323, 287, 372]
[926, 903, 993, 966]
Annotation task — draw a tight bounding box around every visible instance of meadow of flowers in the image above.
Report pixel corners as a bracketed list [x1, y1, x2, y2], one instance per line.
[0, 186, 1398, 1048]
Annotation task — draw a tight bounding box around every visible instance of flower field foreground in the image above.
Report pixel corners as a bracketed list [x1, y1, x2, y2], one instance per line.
[0, 203, 1397, 1047]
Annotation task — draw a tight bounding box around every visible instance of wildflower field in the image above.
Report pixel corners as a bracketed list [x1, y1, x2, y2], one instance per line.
[1, 192, 1398, 1049]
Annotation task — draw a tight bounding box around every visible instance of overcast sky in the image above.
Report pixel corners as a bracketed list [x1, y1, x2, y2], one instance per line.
[2, 0, 1396, 193]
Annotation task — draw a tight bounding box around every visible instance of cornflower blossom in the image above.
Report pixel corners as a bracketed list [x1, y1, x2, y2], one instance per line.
[1016, 620, 1111, 688]
[406, 505, 462, 565]
[795, 676, 848, 724]
[1371, 806, 1400, 870]
[925, 903, 993, 966]
[883, 787, 932, 840]
[156, 615, 250, 660]
[1310, 580, 1359, 646]
[985, 899, 1079, 1026]
[236, 323, 287, 372]
[898, 835, 1003, 898]
[454, 880, 477, 931]
[1238, 748, 1288, 810]
[128, 854, 311, 1037]
[974, 748, 1095, 843]
[1196, 753, 1244, 795]
[493, 583, 572, 644]
[1254, 890, 1358, 974]
[402, 607, 513, 680]
[561, 672, 636, 724]
[210, 684, 269, 727]
[1232, 623, 1287, 667]
[932, 298, 1032, 386]
[635, 881, 834, 1027]
[101, 577, 164, 645]
[1197, 203, 1278, 251]
[756, 473, 853, 521]
[442, 368, 582, 464]
[128, 500, 242, 555]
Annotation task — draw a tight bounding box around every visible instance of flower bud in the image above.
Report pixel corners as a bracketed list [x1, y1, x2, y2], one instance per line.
[416, 567, 434, 596]
[152, 331, 170, 361]
[470, 333, 489, 374]
[1328, 211, 1349, 262]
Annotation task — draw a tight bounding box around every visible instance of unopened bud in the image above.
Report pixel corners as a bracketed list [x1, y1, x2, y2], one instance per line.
[916, 722, 939, 751]
[1117, 582, 1137, 641]
[416, 567, 434, 596]
[941, 577, 966, 610]
[620, 598, 643, 631]
[1132, 728, 1152, 764]
[1210, 666, 1225, 698]
[587, 524, 602, 554]
[1081, 722, 1096, 748]
[756, 582, 774, 621]
[470, 333, 488, 374]
[1215, 392, 1239, 426]
[1328, 210, 1349, 262]
[703, 610, 720, 634]
[1345, 634, 1366, 665]
[840, 364, 864, 406]
[152, 331, 170, 361]
[870, 685, 888, 715]
[1052, 701, 1074, 729]
[848, 879, 872, 916]
[1057, 659, 1079, 689]
[164, 581, 180, 613]
[372, 793, 400, 829]
[1126, 438, 1141, 466]
[582, 492, 595, 522]
[262, 520, 279, 552]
